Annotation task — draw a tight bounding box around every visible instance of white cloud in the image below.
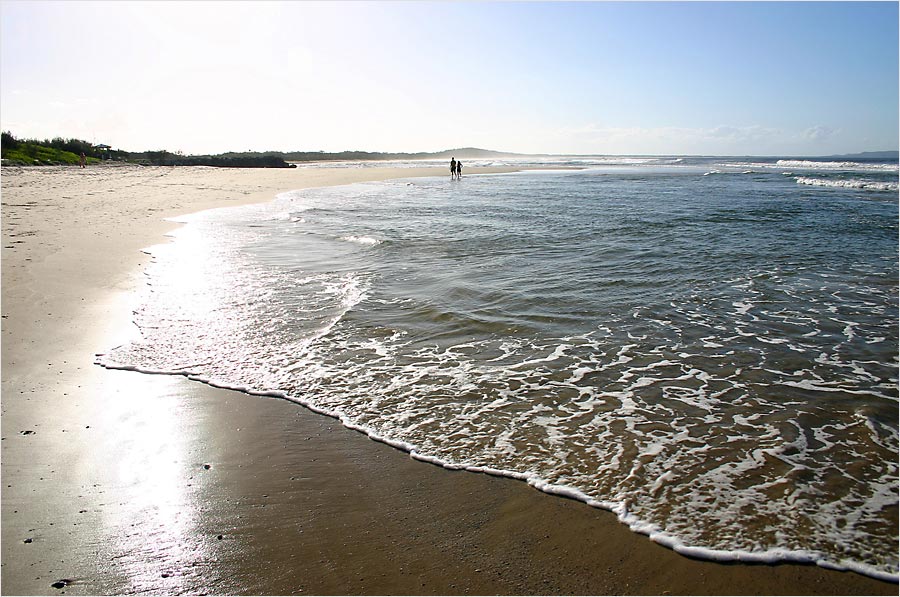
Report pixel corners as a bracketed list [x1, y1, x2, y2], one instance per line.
[803, 125, 836, 142]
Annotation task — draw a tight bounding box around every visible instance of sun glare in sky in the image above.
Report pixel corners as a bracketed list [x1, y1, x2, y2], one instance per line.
[1, 1, 897, 156]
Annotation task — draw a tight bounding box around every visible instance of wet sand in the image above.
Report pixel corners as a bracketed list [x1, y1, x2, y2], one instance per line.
[1, 163, 895, 595]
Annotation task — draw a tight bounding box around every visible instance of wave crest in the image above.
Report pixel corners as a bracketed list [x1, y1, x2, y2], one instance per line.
[795, 177, 899, 192]
[777, 160, 898, 172]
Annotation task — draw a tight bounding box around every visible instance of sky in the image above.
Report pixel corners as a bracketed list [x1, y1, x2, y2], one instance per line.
[1, 1, 897, 156]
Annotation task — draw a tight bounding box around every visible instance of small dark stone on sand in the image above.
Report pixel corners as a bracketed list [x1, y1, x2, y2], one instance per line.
[20, 430, 35, 435]
[50, 579, 72, 589]
[23, 538, 33, 544]
[217, 534, 224, 540]
[203, 464, 211, 470]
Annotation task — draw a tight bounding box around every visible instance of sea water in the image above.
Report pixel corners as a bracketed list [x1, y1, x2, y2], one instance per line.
[98, 157, 899, 581]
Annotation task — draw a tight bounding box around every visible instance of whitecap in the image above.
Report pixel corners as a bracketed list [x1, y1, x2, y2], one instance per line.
[795, 177, 898, 192]
[777, 160, 899, 172]
[340, 235, 382, 246]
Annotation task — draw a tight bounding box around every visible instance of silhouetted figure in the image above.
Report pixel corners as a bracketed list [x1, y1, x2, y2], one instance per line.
[450, 157, 457, 180]
[456, 160, 462, 179]
[79, 152, 86, 168]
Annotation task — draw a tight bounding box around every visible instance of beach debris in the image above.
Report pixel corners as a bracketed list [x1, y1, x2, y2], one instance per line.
[20, 430, 35, 435]
[217, 534, 224, 540]
[203, 463, 211, 470]
[23, 538, 33, 544]
[50, 579, 72, 589]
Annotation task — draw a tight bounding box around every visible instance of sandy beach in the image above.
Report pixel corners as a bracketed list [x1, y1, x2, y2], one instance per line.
[1, 163, 894, 596]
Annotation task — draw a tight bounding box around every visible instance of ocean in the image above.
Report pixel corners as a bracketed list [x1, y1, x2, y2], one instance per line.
[97, 156, 899, 581]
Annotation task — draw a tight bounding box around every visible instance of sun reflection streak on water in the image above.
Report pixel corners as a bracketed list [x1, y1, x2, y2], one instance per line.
[93, 217, 246, 590]
[95, 374, 215, 594]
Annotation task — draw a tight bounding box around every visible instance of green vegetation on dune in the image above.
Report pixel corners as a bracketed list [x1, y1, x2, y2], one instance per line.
[1, 132, 102, 166]
[1, 145, 103, 166]
[1, 132, 294, 168]
[125, 150, 297, 168]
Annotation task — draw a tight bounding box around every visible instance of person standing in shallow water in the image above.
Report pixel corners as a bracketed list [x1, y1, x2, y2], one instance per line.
[456, 160, 462, 179]
[450, 157, 457, 180]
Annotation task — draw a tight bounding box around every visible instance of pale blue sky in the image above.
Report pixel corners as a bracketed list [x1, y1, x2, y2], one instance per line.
[1, 1, 897, 156]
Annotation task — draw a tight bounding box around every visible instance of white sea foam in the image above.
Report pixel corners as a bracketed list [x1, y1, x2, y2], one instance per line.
[702, 168, 758, 176]
[340, 235, 382, 246]
[717, 160, 898, 174]
[777, 159, 898, 172]
[795, 177, 899, 192]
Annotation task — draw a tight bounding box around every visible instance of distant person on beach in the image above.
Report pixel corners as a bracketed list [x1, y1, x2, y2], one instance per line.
[450, 157, 457, 180]
[79, 152, 86, 168]
[456, 160, 462, 179]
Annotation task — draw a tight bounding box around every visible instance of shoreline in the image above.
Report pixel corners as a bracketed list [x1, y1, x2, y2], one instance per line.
[2, 164, 895, 595]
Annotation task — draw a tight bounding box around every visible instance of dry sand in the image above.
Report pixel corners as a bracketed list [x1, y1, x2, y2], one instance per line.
[1, 163, 894, 595]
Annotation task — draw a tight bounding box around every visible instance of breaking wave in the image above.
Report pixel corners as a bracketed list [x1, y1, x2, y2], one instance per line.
[795, 177, 898, 192]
